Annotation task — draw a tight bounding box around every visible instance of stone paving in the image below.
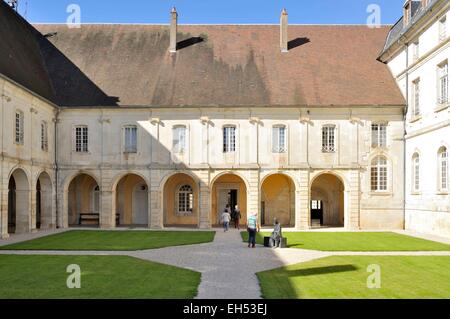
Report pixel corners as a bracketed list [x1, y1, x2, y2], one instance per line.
[1, 228, 450, 299]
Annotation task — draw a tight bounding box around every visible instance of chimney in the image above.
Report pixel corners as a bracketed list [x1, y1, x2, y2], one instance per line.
[169, 7, 178, 53]
[280, 8, 288, 53]
[403, 1, 411, 26]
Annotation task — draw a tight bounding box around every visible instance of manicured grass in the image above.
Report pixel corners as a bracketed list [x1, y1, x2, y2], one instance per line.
[258, 256, 450, 299]
[0, 230, 215, 251]
[0, 255, 200, 299]
[241, 231, 450, 251]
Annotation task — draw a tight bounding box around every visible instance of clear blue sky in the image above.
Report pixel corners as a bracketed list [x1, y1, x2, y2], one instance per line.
[16, 0, 405, 24]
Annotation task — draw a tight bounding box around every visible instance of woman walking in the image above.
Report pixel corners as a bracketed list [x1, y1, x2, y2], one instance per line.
[247, 212, 260, 248]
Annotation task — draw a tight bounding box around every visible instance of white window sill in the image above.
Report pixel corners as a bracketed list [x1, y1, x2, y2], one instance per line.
[436, 191, 449, 195]
[435, 103, 449, 113]
[409, 115, 422, 123]
[370, 191, 392, 196]
[73, 151, 91, 155]
[411, 191, 422, 196]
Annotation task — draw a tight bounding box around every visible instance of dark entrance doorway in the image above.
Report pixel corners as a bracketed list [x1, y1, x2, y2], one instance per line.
[8, 177, 16, 234]
[229, 189, 238, 214]
[36, 180, 41, 229]
[310, 200, 323, 227]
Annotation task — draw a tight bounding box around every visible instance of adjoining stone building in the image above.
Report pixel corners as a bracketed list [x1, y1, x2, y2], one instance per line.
[0, 1, 448, 238]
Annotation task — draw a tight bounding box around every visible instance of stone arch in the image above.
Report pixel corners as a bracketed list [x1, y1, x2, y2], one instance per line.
[310, 172, 346, 227]
[163, 172, 199, 227]
[36, 171, 53, 230]
[211, 172, 248, 226]
[114, 173, 149, 226]
[260, 172, 296, 227]
[8, 167, 30, 234]
[65, 173, 100, 227]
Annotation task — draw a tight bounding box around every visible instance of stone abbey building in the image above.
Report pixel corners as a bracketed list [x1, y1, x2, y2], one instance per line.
[0, 0, 448, 238]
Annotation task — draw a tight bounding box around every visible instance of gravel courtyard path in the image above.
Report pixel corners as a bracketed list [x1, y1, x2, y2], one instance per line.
[1, 228, 450, 299]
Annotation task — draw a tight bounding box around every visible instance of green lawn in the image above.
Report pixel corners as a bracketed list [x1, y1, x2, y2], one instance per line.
[0, 230, 215, 251]
[258, 256, 450, 299]
[241, 231, 450, 251]
[0, 255, 200, 299]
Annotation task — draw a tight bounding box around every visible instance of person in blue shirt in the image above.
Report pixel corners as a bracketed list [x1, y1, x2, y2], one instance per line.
[247, 212, 260, 248]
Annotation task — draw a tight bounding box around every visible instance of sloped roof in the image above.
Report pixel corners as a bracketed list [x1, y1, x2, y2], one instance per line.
[34, 24, 405, 108]
[381, 0, 439, 55]
[0, 1, 55, 103]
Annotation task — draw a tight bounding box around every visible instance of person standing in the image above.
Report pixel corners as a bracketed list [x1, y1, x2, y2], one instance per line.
[247, 212, 260, 248]
[221, 208, 231, 232]
[234, 205, 242, 230]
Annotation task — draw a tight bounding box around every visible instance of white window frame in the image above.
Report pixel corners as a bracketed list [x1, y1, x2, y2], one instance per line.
[223, 126, 236, 153]
[412, 153, 420, 193]
[371, 123, 387, 148]
[322, 125, 336, 153]
[75, 125, 89, 153]
[272, 125, 287, 153]
[177, 185, 194, 215]
[15, 110, 24, 145]
[123, 125, 138, 154]
[439, 16, 447, 43]
[172, 125, 187, 154]
[412, 78, 421, 117]
[371, 156, 388, 192]
[437, 61, 448, 105]
[438, 147, 448, 192]
[41, 121, 48, 152]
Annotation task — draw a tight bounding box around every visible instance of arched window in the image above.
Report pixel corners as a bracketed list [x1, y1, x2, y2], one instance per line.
[272, 125, 286, 153]
[438, 147, 448, 191]
[178, 185, 193, 215]
[412, 153, 420, 193]
[371, 156, 388, 192]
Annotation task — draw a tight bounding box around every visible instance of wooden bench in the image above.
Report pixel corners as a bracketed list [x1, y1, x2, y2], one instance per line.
[79, 214, 121, 226]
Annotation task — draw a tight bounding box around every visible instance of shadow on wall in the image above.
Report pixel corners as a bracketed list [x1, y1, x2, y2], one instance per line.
[177, 36, 204, 51]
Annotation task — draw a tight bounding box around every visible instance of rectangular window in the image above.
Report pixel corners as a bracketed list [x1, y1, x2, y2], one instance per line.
[371, 157, 388, 192]
[15, 111, 24, 145]
[413, 156, 420, 192]
[412, 79, 421, 116]
[371, 123, 387, 148]
[223, 126, 236, 153]
[173, 126, 186, 153]
[75, 126, 88, 153]
[440, 149, 448, 191]
[439, 16, 447, 42]
[124, 126, 137, 153]
[41, 121, 48, 151]
[272, 126, 286, 153]
[437, 62, 448, 105]
[322, 125, 335, 153]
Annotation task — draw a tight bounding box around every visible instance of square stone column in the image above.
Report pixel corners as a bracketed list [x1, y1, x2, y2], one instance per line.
[15, 189, 31, 234]
[100, 190, 115, 229]
[296, 170, 310, 230]
[150, 187, 163, 229]
[30, 185, 37, 232]
[247, 171, 260, 223]
[57, 180, 67, 229]
[198, 185, 211, 229]
[0, 179, 8, 239]
[346, 170, 361, 230]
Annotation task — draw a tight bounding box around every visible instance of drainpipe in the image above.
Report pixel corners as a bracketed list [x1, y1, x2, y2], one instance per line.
[403, 42, 409, 231]
[54, 108, 60, 229]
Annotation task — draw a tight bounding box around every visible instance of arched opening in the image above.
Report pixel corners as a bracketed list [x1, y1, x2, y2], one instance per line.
[8, 169, 30, 234]
[67, 174, 100, 227]
[211, 174, 247, 227]
[163, 173, 198, 227]
[261, 174, 295, 227]
[115, 174, 149, 227]
[36, 172, 53, 230]
[310, 173, 345, 228]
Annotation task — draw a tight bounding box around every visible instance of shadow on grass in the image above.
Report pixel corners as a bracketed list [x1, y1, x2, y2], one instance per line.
[284, 265, 358, 277]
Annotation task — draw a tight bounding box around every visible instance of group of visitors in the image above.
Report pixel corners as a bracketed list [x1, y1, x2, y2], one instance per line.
[220, 205, 242, 232]
[221, 206, 283, 249]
